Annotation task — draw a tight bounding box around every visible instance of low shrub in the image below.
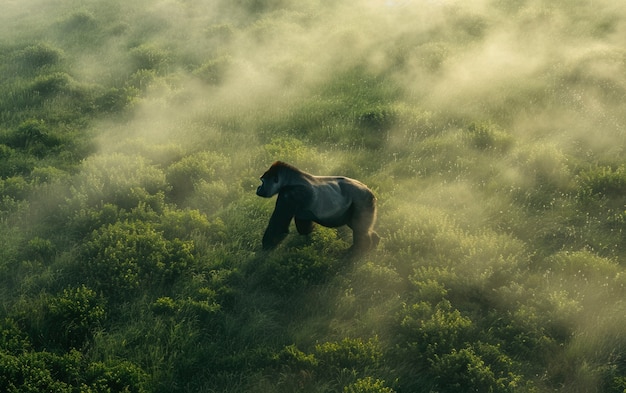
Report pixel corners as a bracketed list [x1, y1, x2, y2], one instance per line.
[44, 285, 106, 349]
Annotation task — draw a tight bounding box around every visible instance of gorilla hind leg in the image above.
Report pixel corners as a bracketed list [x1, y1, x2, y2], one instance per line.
[352, 229, 378, 252]
[370, 231, 380, 248]
[349, 202, 378, 252]
[295, 218, 315, 235]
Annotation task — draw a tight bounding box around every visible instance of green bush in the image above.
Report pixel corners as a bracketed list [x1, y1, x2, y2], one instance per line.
[466, 122, 513, 151]
[30, 166, 69, 184]
[0, 349, 146, 393]
[30, 72, 72, 97]
[546, 250, 620, 288]
[343, 377, 396, 393]
[275, 344, 318, 370]
[85, 359, 147, 393]
[352, 261, 403, 302]
[0, 318, 31, 354]
[130, 45, 170, 72]
[0, 350, 74, 393]
[67, 203, 121, 241]
[315, 337, 383, 376]
[261, 137, 317, 169]
[94, 87, 137, 113]
[0, 148, 35, 178]
[3, 120, 61, 157]
[431, 347, 511, 393]
[44, 285, 106, 349]
[0, 176, 31, 200]
[58, 10, 98, 33]
[271, 338, 385, 392]
[606, 375, 626, 393]
[23, 237, 55, 263]
[78, 220, 194, 301]
[394, 300, 474, 370]
[75, 153, 168, 209]
[13, 43, 63, 71]
[486, 305, 558, 364]
[158, 207, 220, 240]
[193, 56, 233, 85]
[256, 244, 336, 294]
[577, 165, 626, 204]
[165, 151, 230, 205]
[151, 287, 221, 321]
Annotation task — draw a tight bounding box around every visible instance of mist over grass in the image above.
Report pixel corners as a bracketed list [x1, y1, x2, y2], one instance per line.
[1, 0, 626, 392]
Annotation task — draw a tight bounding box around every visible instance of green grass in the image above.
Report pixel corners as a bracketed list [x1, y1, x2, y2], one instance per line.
[1, 0, 626, 392]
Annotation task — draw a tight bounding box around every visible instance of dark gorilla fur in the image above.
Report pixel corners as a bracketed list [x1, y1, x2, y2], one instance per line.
[256, 161, 379, 252]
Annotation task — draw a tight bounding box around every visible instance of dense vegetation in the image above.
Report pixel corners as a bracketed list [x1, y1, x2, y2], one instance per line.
[1, 0, 626, 392]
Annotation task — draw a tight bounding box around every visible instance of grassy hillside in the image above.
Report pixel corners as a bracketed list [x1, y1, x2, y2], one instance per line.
[1, 0, 626, 392]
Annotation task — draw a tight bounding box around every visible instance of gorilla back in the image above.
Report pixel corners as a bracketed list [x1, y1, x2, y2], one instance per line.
[256, 161, 379, 252]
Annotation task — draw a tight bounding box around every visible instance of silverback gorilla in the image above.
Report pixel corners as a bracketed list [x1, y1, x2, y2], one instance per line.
[256, 161, 379, 252]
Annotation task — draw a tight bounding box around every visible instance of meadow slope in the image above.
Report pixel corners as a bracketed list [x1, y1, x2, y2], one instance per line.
[1, 0, 626, 392]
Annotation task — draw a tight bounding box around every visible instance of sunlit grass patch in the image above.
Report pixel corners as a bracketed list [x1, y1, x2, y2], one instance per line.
[12, 42, 64, 72]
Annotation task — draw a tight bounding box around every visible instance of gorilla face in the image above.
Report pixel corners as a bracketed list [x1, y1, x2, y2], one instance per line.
[256, 174, 280, 197]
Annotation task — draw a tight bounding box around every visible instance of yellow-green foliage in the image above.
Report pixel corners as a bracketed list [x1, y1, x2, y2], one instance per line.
[1, 1, 626, 392]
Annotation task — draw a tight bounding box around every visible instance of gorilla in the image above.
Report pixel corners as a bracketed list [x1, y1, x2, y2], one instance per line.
[256, 161, 379, 252]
